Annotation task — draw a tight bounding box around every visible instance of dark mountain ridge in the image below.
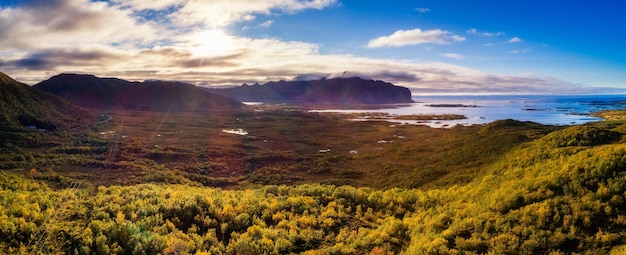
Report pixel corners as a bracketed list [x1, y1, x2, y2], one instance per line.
[207, 77, 415, 104]
[34, 74, 243, 111]
[0, 72, 89, 131]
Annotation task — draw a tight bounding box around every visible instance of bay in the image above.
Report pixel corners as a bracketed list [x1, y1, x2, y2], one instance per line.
[311, 94, 626, 128]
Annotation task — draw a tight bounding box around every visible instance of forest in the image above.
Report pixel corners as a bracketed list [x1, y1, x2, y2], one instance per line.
[2, 108, 626, 254]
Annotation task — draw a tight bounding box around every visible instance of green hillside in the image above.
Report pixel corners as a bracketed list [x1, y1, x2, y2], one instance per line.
[0, 72, 89, 131]
[2, 119, 626, 254]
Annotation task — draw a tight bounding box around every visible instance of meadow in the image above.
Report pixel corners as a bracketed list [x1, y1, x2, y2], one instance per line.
[2, 107, 626, 254]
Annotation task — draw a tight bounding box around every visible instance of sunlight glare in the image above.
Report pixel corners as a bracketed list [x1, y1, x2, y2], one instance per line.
[191, 29, 235, 56]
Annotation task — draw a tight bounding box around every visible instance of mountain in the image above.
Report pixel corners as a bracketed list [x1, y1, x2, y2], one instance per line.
[207, 77, 414, 104]
[34, 74, 243, 111]
[0, 72, 89, 131]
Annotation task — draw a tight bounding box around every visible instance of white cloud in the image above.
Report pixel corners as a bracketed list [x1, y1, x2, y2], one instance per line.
[0, 0, 606, 95]
[414, 7, 430, 13]
[441, 53, 464, 60]
[109, 0, 182, 10]
[450, 35, 466, 42]
[508, 37, 523, 43]
[466, 28, 504, 37]
[510, 49, 531, 54]
[2, 32, 581, 94]
[260, 20, 274, 27]
[367, 28, 466, 48]
[165, 0, 338, 27]
[0, 0, 158, 51]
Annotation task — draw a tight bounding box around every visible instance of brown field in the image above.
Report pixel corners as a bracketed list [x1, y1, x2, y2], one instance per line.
[2, 105, 561, 190]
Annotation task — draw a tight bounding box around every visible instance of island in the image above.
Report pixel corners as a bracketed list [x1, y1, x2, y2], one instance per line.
[207, 77, 415, 105]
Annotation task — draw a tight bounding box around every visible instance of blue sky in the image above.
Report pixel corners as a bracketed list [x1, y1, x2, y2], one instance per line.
[244, 0, 625, 84]
[0, 0, 625, 94]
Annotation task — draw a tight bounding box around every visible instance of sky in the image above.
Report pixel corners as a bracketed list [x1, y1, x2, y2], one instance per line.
[0, 0, 625, 94]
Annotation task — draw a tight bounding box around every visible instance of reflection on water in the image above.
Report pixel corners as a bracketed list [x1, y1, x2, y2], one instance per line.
[311, 95, 626, 128]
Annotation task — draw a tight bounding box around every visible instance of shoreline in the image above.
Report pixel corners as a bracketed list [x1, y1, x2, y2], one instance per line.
[591, 110, 626, 121]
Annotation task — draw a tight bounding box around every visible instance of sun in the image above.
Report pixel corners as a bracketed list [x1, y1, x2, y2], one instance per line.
[191, 29, 235, 56]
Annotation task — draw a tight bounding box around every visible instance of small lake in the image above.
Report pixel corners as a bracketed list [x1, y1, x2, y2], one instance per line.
[311, 94, 626, 128]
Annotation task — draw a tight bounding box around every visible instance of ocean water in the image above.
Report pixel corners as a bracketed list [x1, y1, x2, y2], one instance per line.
[312, 95, 626, 128]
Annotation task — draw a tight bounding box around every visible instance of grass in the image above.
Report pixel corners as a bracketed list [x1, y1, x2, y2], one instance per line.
[4, 108, 626, 254]
[1, 106, 566, 190]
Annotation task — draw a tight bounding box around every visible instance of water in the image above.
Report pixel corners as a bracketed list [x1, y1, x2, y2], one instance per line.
[311, 95, 626, 128]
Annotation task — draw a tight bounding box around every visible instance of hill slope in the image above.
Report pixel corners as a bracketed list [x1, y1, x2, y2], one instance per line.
[401, 123, 626, 253]
[207, 77, 414, 104]
[2, 121, 626, 253]
[34, 74, 243, 111]
[0, 72, 89, 131]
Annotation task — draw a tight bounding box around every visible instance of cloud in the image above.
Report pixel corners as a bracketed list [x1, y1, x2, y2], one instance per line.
[0, 0, 158, 51]
[508, 37, 523, 43]
[0, 47, 128, 71]
[109, 0, 183, 10]
[327, 70, 420, 82]
[367, 28, 466, 48]
[260, 20, 274, 27]
[9, 58, 51, 70]
[164, 0, 338, 27]
[291, 73, 328, 81]
[175, 52, 248, 68]
[414, 7, 430, 13]
[466, 28, 504, 37]
[441, 53, 464, 60]
[510, 49, 531, 54]
[0, 0, 338, 50]
[0, 0, 611, 95]
[371, 70, 421, 82]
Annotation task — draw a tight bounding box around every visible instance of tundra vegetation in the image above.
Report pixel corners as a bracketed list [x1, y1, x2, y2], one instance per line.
[2, 107, 626, 254]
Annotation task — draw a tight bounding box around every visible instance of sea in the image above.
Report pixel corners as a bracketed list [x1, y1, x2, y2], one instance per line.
[311, 94, 626, 128]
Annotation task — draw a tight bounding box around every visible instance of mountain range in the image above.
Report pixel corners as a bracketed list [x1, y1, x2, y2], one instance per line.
[2, 72, 417, 127]
[34, 74, 243, 111]
[207, 77, 415, 104]
[0, 72, 89, 131]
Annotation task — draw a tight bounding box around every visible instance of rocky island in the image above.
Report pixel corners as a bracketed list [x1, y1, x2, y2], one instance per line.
[207, 77, 415, 105]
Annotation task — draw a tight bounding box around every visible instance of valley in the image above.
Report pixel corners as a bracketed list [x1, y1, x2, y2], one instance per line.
[2, 72, 626, 254]
[2, 0, 625, 253]
[3, 105, 626, 254]
[1, 106, 547, 190]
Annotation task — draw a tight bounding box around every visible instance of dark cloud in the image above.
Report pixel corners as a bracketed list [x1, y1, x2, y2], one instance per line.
[0, 56, 52, 70]
[291, 73, 329, 81]
[175, 52, 248, 68]
[13, 57, 51, 70]
[33, 49, 122, 61]
[371, 70, 420, 82]
[138, 48, 248, 68]
[325, 70, 420, 84]
[0, 48, 125, 71]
